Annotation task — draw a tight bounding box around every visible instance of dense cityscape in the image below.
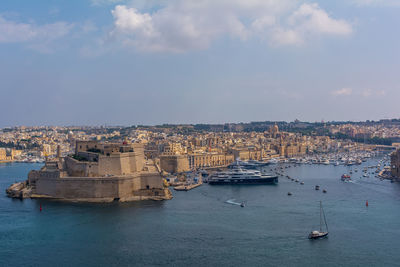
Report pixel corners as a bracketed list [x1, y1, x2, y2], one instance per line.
[2, 120, 400, 179]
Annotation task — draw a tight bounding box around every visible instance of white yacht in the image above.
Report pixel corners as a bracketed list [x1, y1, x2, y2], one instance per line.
[208, 167, 278, 185]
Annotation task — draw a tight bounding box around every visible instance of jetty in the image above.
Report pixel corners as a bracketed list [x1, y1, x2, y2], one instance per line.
[173, 182, 202, 191]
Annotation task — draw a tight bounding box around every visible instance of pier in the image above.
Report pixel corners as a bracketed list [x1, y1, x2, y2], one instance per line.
[173, 182, 203, 191]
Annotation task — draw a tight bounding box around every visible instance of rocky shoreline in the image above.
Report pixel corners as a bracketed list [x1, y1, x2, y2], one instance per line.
[6, 181, 32, 199]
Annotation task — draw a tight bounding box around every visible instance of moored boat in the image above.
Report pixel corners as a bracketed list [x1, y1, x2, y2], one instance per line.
[208, 166, 278, 185]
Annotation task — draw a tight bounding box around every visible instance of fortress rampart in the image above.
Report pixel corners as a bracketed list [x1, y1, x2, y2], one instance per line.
[7, 141, 172, 202]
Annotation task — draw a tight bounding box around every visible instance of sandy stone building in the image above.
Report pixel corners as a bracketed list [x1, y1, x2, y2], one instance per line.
[231, 147, 263, 161]
[187, 153, 234, 169]
[0, 148, 14, 162]
[0, 148, 7, 161]
[160, 154, 190, 173]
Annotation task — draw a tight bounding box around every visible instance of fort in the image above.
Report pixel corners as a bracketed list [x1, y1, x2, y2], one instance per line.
[6, 141, 172, 202]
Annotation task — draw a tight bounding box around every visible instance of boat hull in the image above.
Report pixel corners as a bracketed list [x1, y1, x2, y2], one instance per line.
[308, 232, 328, 239]
[209, 176, 278, 185]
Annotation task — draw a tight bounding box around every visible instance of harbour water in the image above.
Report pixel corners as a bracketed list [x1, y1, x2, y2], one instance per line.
[1, 157, 400, 266]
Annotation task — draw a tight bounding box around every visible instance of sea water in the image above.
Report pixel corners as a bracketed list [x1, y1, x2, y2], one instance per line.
[1, 157, 399, 266]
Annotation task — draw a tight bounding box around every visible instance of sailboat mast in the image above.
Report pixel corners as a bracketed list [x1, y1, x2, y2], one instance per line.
[320, 201, 322, 232]
[322, 202, 329, 232]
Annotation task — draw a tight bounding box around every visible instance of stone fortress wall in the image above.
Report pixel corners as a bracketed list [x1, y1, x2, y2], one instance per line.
[26, 141, 171, 202]
[160, 155, 190, 174]
[29, 174, 164, 201]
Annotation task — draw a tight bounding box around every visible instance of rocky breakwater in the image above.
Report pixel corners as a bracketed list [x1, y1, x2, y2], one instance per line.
[6, 181, 32, 199]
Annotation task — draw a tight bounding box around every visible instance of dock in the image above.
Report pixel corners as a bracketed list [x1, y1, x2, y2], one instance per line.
[173, 182, 202, 191]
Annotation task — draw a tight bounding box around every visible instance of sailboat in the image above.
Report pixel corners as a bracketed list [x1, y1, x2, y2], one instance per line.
[308, 201, 329, 239]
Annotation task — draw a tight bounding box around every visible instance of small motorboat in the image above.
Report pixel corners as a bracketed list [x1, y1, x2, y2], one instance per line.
[240, 202, 245, 207]
[341, 174, 351, 181]
[288, 192, 292, 196]
[315, 185, 320, 190]
[323, 189, 327, 193]
[300, 182, 304, 185]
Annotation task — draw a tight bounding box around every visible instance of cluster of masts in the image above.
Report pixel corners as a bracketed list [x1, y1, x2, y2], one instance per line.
[284, 151, 378, 166]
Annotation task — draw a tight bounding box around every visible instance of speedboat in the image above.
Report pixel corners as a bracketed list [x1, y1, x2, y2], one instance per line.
[341, 174, 351, 181]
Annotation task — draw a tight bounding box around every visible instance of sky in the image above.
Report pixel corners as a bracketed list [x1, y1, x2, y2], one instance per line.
[0, 0, 399, 127]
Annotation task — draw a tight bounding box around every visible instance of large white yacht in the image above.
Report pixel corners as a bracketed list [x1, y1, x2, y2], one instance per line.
[208, 166, 278, 185]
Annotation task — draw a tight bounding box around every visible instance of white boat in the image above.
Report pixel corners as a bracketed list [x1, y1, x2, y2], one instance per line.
[268, 158, 279, 164]
[208, 166, 278, 185]
[308, 201, 329, 240]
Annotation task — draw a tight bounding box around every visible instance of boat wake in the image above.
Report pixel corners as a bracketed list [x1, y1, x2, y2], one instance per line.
[226, 199, 243, 206]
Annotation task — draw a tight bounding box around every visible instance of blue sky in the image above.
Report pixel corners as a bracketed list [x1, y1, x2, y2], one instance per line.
[0, 0, 399, 127]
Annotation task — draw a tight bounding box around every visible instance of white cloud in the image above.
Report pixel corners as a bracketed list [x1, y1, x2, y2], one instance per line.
[112, 6, 154, 36]
[269, 3, 352, 46]
[332, 88, 353, 96]
[110, 1, 353, 52]
[0, 16, 73, 52]
[353, 0, 400, 7]
[332, 88, 387, 97]
[269, 28, 303, 46]
[251, 16, 276, 31]
[289, 4, 352, 35]
[110, 3, 252, 52]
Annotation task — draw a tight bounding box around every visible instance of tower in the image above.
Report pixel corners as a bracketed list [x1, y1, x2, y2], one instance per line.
[57, 145, 61, 159]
